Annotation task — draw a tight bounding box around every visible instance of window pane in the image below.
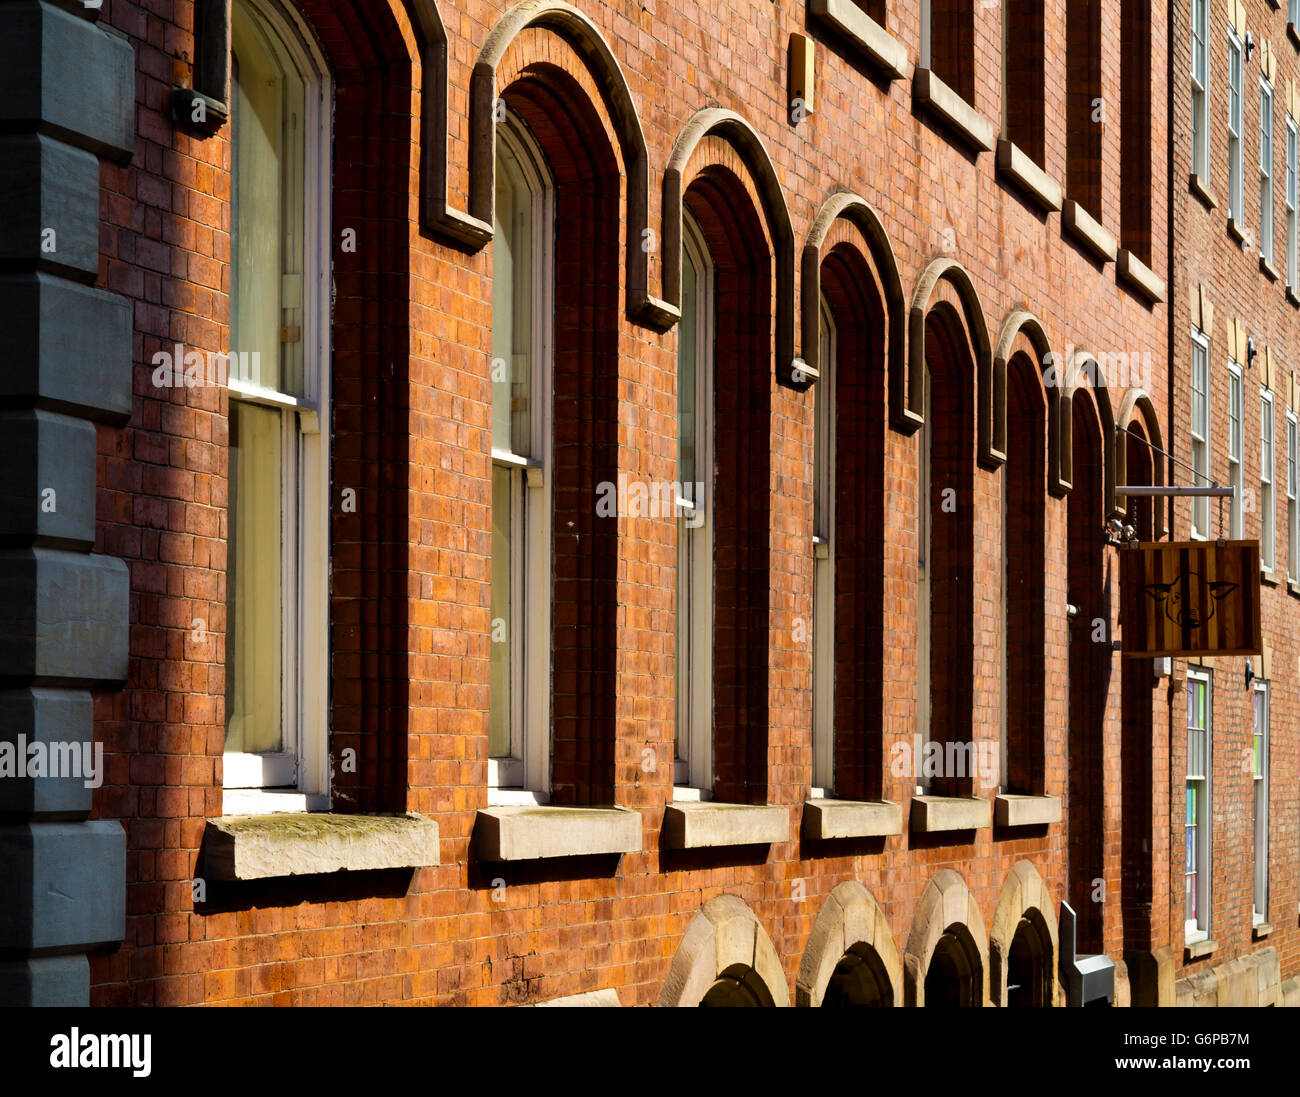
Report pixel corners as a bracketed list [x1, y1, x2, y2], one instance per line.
[678, 249, 697, 489]
[493, 142, 534, 458]
[231, 3, 306, 397]
[225, 401, 284, 755]
[489, 464, 513, 758]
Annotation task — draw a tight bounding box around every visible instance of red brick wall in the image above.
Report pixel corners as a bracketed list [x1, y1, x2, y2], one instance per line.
[85, 0, 1198, 1006]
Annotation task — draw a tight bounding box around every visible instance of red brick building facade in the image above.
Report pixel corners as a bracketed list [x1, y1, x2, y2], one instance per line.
[4, 0, 1296, 1006]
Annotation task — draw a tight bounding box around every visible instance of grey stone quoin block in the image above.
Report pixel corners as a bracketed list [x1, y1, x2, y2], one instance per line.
[0, 410, 98, 548]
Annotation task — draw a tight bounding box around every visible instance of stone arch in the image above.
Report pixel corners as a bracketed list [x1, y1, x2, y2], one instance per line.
[796, 881, 902, 1006]
[801, 191, 905, 400]
[989, 861, 1059, 1006]
[904, 869, 989, 1006]
[906, 258, 995, 460]
[445, 1, 670, 325]
[1114, 388, 1167, 538]
[664, 108, 798, 382]
[659, 894, 788, 1006]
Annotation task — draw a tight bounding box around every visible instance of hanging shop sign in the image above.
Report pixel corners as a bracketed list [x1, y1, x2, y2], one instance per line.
[1120, 540, 1262, 658]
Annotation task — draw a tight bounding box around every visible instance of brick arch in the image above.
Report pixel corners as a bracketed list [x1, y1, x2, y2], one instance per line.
[906, 258, 996, 463]
[658, 894, 788, 1006]
[456, 1, 670, 326]
[801, 191, 905, 403]
[261, 0, 426, 813]
[989, 860, 1060, 1006]
[492, 40, 623, 807]
[1059, 351, 1118, 514]
[813, 215, 892, 801]
[684, 161, 774, 805]
[796, 881, 902, 1006]
[1114, 388, 1166, 538]
[665, 108, 798, 383]
[993, 310, 1070, 495]
[903, 869, 989, 1006]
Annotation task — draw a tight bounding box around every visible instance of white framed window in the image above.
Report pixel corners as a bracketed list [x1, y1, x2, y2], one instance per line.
[1287, 116, 1298, 288]
[1262, 388, 1275, 571]
[916, 366, 933, 793]
[811, 299, 836, 796]
[1185, 669, 1212, 943]
[1288, 410, 1298, 580]
[674, 212, 714, 797]
[488, 121, 554, 803]
[224, 0, 332, 810]
[1261, 77, 1275, 264]
[1252, 680, 1270, 923]
[1228, 359, 1244, 539]
[1192, 0, 1210, 180]
[1190, 329, 1211, 538]
[1228, 28, 1243, 220]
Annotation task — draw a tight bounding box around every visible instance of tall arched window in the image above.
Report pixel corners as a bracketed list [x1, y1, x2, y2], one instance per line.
[224, 0, 331, 810]
[675, 212, 714, 792]
[489, 122, 553, 799]
[811, 298, 836, 793]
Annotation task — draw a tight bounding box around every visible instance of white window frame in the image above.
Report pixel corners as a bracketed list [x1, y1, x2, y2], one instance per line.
[1190, 329, 1211, 539]
[1262, 388, 1276, 572]
[1192, 0, 1211, 180]
[811, 298, 836, 796]
[1261, 77, 1275, 264]
[222, 0, 332, 814]
[1185, 668, 1212, 944]
[1287, 116, 1298, 289]
[1228, 27, 1243, 221]
[488, 120, 554, 805]
[1252, 680, 1270, 924]
[674, 212, 714, 798]
[1288, 409, 1298, 581]
[1228, 359, 1244, 540]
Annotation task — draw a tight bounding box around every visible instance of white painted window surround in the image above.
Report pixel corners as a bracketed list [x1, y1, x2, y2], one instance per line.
[488, 120, 554, 806]
[223, 0, 331, 813]
[1185, 669, 1212, 945]
[674, 212, 715, 799]
[1190, 329, 1210, 539]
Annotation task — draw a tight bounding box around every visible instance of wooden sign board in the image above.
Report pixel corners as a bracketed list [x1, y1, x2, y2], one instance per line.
[1120, 540, 1262, 658]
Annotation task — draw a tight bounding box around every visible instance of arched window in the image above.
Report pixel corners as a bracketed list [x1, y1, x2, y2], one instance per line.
[675, 212, 714, 791]
[489, 121, 553, 799]
[224, 0, 331, 810]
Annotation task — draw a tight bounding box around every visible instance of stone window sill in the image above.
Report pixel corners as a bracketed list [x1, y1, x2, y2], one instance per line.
[995, 139, 1062, 211]
[1261, 567, 1279, 586]
[1118, 249, 1166, 304]
[1063, 200, 1117, 262]
[1252, 920, 1273, 940]
[662, 802, 788, 849]
[909, 795, 992, 833]
[221, 788, 330, 816]
[1261, 257, 1281, 282]
[1287, 577, 1300, 596]
[1228, 217, 1246, 244]
[993, 793, 1061, 828]
[474, 804, 640, 861]
[809, 0, 906, 80]
[203, 811, 439, 881]
[912, 69, 994, 153]
[1190, 173, 1218, 210]
[1290, 22, 1300, 51]
[1286, 286, 1300, 308]
[1185, 936, 1217, 960]
[803, 797, 902, 840]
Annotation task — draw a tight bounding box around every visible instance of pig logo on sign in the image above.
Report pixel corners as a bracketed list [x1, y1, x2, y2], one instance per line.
[1144, 572, 1237, 630]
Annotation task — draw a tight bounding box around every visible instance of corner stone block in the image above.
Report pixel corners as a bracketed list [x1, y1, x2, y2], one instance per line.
[0, 688, 95, 816]
[0, 135, 101, 278]
[0, 548, 130, 684]
[0, 955, 90, 1006]
[0, 1, 135, 163]
[0, 274, 133, 424]
[0, 411, 98, 547]
[0, 820, 126, 952]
